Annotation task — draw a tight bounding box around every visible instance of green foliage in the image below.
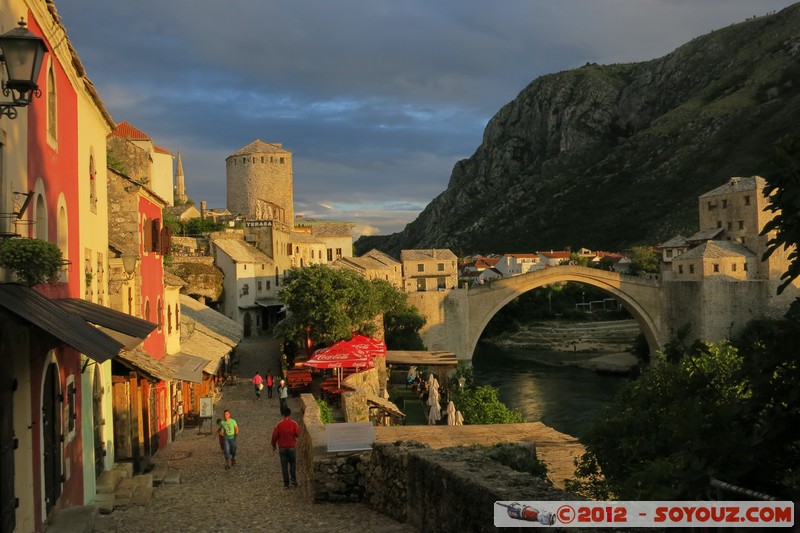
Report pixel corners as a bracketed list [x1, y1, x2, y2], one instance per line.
[183, 217, 225, 236]
[761, 133, 800, 293]
[106, 148, 126, 175]
[0, 238, 63, 286]
[316, 398, 334, 424]
[568, 337, 800, 501]
[449, 385, 523, 425]
[277, 268, 426, 350]
[163, 212, 182, 235]
[627, 245, 660, 275]
[278, 265, 383, 347]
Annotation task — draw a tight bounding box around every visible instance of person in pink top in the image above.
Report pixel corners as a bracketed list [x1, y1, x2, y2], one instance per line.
[271, 407, 300, 488]
[252, 371, 264, 400]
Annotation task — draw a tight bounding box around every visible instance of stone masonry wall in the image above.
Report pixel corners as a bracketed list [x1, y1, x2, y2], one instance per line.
[299, 395, 578, 530]
[408, 288, 471, 359]
[226, 150, 294, 222]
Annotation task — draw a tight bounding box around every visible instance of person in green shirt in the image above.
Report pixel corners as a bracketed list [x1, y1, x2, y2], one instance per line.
[218, 409, 239, 469]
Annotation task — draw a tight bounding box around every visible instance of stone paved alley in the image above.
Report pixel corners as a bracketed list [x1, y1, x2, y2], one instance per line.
[93, 336, 414, 533]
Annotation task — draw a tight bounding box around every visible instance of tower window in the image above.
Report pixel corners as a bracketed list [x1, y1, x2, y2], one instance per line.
[280, 157, 285, 164]
[744, 195, 751, 206]
[738, 221, 744, 230]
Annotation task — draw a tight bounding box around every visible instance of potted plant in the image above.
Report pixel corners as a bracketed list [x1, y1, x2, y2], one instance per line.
[0, 238, 63, 286]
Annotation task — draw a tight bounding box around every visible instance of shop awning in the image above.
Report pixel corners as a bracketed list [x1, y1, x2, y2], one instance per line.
[53, 298, 157, 350]
[116, 348, 175, 382]
[385, 350, 458, 367]
[179, 319, 231, 376]
[255, 298, 286, 311]
[162, 353, 210, 383]
[366, 394, 405, 419]
[0, 284, 125, 363]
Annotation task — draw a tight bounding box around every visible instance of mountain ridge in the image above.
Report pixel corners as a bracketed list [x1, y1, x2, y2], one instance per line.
[356, 4, 800, 257]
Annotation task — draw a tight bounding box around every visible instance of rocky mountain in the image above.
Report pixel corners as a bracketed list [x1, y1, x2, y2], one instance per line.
[356, 5, 800, 257]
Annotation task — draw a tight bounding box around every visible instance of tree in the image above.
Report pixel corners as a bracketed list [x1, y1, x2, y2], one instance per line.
[568, 340, 752, 500]
[449, 385, 523, 425]
[278, 268, 426, 350]
[627, 245, 660, 275]
[760, 133, 800, 293]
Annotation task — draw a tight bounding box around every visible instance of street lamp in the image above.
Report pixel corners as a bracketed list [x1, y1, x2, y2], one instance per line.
[0, 18, 48, 119]
[120, 253, 138, 279]
[458, 376, 466, 389]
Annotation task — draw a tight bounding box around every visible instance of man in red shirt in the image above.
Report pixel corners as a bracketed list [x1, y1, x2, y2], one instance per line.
[271, 407, 300, 488]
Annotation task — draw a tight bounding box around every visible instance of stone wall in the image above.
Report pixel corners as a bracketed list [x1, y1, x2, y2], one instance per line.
[365, 441, 575, 532]
[408, 288, 471, 359]
[298, 394, 578, 530]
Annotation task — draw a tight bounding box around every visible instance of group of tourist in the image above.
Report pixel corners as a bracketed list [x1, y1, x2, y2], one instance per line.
[215, 372, 298, 487]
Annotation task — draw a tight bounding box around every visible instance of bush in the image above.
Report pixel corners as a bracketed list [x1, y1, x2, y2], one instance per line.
[450, 385, 523, 424]
[316, 398, 334, 424]
[0, 238, 63, 286]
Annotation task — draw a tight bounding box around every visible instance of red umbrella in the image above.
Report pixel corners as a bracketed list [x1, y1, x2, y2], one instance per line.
[305, 335, 385, 386]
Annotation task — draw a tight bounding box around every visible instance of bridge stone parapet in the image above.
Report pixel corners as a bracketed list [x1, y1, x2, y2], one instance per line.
[413, 265, 799, 361]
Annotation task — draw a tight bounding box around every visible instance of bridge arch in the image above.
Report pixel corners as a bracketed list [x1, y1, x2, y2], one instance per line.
[465, 266, 663, 360]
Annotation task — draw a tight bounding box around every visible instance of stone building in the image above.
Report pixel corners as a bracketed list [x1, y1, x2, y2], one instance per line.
[226, 140, 293, 222]
[333, 248, 403, 288]
[400, 249, 459, 292]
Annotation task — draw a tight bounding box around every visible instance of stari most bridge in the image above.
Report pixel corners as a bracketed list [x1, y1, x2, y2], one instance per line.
[466, 266, 663, 357]
[409, 265, 665, 361]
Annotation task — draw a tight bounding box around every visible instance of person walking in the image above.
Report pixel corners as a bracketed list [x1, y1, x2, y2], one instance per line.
[218, 409, 239, 469]
[253, 371, 264, 400]
[278, 379, 289, 413]
[271, 407, 300, 488]
[266, 370, 274, 399]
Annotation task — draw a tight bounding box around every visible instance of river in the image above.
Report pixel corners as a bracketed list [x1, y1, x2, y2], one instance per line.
[471, 342, 632, 439]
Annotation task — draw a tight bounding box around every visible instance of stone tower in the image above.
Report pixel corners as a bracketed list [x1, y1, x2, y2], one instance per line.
[226, 140, 293, 225]
[174, 150, 187, 204]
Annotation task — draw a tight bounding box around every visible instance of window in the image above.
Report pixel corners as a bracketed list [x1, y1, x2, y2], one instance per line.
[168, 305, 173, 333]
[295, 246, 300, 255]
[275, 266, 280, 287]
[738, 221, 744, 230]
[732, 263, 737, 272]
[280, 157, 285, 164]
[713, 264, 719, 273]
[261, 156, 265, 163]
[416, 278, 426, 292]
[417, 264, 424, 273]
[743, 262, 748, 272]
[727, 221, 732, 230]
[270, 156, 274, 163]
[311, 250, 315, 259]
[243, 264, 247, 270]
[689, 264, 694, 274]
[47, 65, 57, 144]
[707, 201, 715, 210]
[287, 243, 293, 256]
[716, 221, 722, 228]
[258, 281, 262, 291]
[722, 199, 728, 209]
[744, 195, 751, 206]
[335, 248, 342, 260]
[666, 249, 673, 259]
[327, 248, 333, 262]
[145, 299, 151, 321]
[89, 151, 97, 213]
[176, 305, 180, 330]
[157, 298, 163, 331]
[241, 284, 249, 296]
[437, 263, 445, 272]
[437, 276, 446, 290]
[266, 280, 271, 290]
[678, 265, 684, 274]
[66, 376, 76, 437]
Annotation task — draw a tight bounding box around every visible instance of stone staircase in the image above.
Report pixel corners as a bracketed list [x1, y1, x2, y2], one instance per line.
[46, 462, 182, 532]
[94, 461, 182, 512]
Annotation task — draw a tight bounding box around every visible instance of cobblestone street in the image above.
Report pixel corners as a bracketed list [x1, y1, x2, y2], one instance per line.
[96, 336, 414, 533]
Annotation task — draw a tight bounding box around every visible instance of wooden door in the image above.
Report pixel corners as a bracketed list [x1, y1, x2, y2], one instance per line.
[42, 363, 61, 516]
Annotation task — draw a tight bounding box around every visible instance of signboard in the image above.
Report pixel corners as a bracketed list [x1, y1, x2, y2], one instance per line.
[326, 422, 376, 452]
[245, 220, 273, 227]
[199, 396, 213, 419]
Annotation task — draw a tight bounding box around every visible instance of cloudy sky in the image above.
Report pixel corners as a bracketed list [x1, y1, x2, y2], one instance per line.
[56, 1, 796, 237]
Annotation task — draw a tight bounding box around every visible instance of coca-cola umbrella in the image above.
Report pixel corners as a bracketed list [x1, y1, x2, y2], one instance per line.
[305, 335, 385, 387]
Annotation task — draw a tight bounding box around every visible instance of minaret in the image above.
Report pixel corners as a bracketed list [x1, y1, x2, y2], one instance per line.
[175, 151, 187, 203]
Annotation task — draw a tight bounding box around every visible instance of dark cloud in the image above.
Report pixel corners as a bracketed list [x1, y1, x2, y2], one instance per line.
[56, 0, 796, 236]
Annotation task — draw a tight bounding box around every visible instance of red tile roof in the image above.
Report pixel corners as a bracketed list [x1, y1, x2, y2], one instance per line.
[109, 121, 150, 140]
[154, 145, 173, 155]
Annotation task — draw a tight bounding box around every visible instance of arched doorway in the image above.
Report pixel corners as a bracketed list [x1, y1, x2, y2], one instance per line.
[42, 361, 61, 516]
[92, 365, 105, 479]
[243, 312, 252, 338]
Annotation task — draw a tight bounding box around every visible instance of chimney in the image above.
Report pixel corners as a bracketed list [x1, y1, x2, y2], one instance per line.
[200, 200, 206, 220]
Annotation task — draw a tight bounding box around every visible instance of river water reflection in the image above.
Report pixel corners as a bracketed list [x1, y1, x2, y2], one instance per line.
[471, 343, 631, 439]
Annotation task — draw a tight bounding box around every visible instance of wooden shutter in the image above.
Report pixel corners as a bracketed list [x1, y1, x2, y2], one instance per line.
[143, 220, 153, 252]
[160, 226, 172, 256]
[151, 219, 161, 253]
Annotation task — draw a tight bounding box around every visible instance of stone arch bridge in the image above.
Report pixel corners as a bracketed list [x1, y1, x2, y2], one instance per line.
[407, 265, 787, 361]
